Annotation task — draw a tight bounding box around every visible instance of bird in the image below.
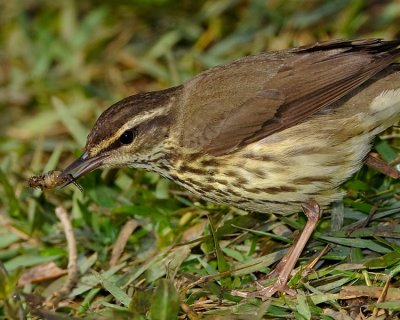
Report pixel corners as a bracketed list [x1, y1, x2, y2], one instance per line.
[56, 38, 400, 298]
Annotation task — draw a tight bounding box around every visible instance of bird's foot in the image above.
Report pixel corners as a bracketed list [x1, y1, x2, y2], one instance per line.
[231, 200, 321, 300]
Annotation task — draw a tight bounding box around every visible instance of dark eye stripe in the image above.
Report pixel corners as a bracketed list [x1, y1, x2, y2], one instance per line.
[99, 128, 137, 154]
[94, 114, 170, 155]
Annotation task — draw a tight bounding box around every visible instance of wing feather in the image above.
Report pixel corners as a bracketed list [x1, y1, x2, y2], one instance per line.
[178, 39, 400, 156]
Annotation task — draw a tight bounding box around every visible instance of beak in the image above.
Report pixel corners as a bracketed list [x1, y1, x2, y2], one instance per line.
[60, 151, 107, 187]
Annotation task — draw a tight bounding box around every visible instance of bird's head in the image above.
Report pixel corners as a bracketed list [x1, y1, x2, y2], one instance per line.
[61, 86, 181, 185]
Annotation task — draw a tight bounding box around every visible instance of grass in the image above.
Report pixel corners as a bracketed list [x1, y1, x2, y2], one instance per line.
[1, 1, 400, 319]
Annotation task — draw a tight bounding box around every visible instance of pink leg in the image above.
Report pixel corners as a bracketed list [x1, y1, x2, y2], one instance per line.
[231, 200, 322, 299]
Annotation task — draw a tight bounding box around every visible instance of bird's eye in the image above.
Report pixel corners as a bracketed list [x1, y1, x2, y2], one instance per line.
[119, 129, 135, 145]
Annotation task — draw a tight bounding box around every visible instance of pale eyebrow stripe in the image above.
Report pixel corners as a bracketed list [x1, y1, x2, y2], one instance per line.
[89, 104, 172, 156]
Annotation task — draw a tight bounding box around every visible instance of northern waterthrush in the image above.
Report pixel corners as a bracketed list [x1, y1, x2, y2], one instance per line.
[33, 39, 400, 297]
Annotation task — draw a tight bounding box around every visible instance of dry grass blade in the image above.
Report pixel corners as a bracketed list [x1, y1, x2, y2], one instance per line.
[45, 207, 78, 307]
[109, 219, 138, 267]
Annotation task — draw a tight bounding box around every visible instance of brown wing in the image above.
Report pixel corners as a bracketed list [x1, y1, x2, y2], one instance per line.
[178, 39, 400, 156]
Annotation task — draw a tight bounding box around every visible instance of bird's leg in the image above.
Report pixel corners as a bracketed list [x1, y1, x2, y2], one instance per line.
[231, 200, 321, 299]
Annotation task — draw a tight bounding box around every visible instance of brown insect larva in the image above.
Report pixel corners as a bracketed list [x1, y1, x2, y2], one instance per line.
[28, 170, 82, 191]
